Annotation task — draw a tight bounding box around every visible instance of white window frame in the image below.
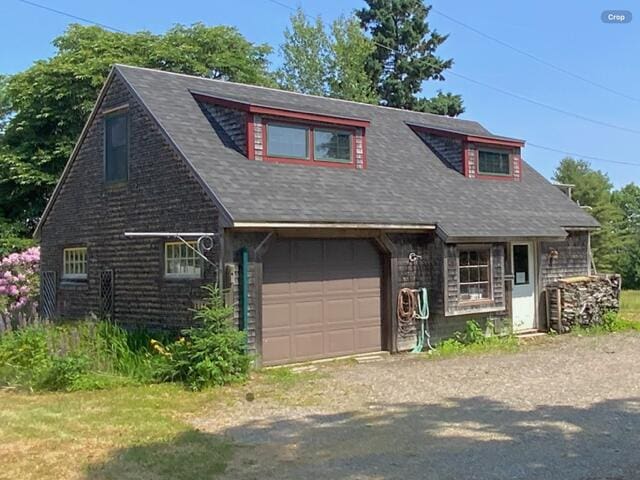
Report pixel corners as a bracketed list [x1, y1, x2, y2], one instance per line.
[63, 247, 88, 280]
[164, 241, 202, 279]
[458, 247, 493, 303]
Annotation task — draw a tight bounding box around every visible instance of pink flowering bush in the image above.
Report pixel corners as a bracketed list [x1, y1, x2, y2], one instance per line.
[0, 247, 40, 316]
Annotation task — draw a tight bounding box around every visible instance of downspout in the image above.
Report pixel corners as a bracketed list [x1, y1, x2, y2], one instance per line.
[239, 247, 249, 334]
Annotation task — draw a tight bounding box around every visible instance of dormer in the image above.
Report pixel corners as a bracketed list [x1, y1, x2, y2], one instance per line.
[409, 123, 525, 181]
[193, 90, 369, 170]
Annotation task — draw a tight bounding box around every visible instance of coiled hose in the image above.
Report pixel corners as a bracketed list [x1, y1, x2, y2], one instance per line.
[397, 287, 433, 353]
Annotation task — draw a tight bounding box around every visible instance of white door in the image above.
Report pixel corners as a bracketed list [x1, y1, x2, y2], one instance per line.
[512, 242, 536, 332]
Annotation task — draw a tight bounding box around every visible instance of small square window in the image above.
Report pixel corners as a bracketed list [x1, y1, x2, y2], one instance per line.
[165, 242, 202, 279]
[63, 247, 87, 280]
[105, 112, 128, 182]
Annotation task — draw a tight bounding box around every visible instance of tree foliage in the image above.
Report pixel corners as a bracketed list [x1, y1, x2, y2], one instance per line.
[0, 23, 273, 233]
[553, 157, 638, 287]
[278, 10, 378, 104]
[356, 0, 463, 115]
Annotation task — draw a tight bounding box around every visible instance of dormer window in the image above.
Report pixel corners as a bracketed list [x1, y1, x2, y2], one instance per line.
[264, 121, 354, 165]
[478, 150, 511, 176]
[266, 123, 309, 159]
[314, 129, 352, 163]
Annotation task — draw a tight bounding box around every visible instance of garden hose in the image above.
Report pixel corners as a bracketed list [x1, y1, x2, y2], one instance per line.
[411, 288, 433, 353]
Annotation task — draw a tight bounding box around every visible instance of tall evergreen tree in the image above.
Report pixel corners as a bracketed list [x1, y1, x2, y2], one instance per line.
[356, 0, 463, 115]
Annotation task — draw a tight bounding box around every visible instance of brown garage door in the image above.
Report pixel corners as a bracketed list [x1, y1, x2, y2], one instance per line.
[262, 238, 382, 365]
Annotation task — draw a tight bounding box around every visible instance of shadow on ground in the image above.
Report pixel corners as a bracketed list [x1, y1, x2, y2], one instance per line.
[87, 396, 640, 479]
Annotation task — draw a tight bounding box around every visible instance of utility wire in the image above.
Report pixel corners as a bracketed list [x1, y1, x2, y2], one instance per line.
[447, 71, 640, 136]
[17, 0, 638, 167]
[262, 0, 640, 167]
[15, 0, 127, 33]
[265, 0, 640, 136]
[526, 143, 640, 167]
[431, 8, 640, 103]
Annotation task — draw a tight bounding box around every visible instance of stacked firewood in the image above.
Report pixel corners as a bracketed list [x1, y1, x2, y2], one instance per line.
[547, 274, 621, 332]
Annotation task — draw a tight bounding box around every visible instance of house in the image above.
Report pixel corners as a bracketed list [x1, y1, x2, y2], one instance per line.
[36, 65, 599, 366]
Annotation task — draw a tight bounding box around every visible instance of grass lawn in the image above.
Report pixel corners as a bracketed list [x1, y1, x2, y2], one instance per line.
[0, 368, 324, 480]
[0, 384, 231, 479]
[621, 290, 640, 322]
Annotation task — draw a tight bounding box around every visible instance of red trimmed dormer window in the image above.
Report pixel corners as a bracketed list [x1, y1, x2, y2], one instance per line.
[192, 90, 368, 170]
[409, 123, 524, 181]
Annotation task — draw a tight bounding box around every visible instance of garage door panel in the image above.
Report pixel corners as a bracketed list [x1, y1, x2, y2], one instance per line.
[263, 336, 291, 364]
[294, 301, 324, 326]
[356, 325, 382, 350]
[263, 238, 382, 365]
[326, 298, 355, 323]
[294, 332, 324, 358]
[326, 328, 355, 354]
[325, 277, 355, 293]
[262, 303, 291, 328]
[357, 297, 381, 320]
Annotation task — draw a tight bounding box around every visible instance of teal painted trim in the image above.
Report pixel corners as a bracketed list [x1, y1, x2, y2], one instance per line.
[240, 247, 249, 332]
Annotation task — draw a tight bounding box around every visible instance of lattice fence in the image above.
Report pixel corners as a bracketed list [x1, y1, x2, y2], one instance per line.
[100, 269, 114, 320]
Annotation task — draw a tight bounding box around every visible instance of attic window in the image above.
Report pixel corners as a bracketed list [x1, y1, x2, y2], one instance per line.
[478, 150, 510, 176]
[266, 124, 309, 159]
[314, 129, 351, 163]
[104, 112, 129, 182]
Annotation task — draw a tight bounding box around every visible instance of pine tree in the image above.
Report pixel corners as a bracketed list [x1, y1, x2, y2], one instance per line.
[356, 0, 463, 115]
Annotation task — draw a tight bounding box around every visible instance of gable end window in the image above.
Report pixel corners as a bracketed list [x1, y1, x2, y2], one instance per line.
[105, 112, 129, 182]
[478, 150, 510, 176]
[165, 242, 202, 279]
[265, 122, 353, 164]
[63, 247, 87, 280]
[459, 248, 492, 302]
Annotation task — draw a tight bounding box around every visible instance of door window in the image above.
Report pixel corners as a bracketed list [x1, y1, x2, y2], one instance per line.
[513, 244, 530, 285]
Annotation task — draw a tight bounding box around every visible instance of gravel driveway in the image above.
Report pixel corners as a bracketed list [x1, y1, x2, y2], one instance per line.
[196, 333, 640, 480]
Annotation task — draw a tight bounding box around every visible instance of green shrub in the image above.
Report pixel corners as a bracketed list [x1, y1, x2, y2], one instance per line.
[154, 285, 250, 391]
[454, 320, 486, 345]
[0, 326, 51, 388]
[37, 354, 89, 391]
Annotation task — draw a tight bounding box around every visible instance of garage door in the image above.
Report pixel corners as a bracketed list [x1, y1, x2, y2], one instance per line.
[262, 238, 382, 365]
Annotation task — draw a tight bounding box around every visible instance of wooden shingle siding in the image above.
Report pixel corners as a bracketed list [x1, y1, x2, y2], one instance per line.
[200, 103, 247, 155]
[539, 231, 589, 287]
[417, 132, 463, 173]
[39, 73, 219, 329]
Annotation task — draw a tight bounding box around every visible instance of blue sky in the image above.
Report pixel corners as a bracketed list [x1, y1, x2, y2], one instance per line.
[2, 0, 638, 187]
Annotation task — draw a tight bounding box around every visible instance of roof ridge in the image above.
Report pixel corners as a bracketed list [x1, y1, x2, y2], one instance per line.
[113, 64, 486, 129]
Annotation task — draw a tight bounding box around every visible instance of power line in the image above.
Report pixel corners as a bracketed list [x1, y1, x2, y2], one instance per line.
[447, 71, 640, 136]
[526, 143, 640, 167]
[261, 0, 639, 167]
[15, 0, 127, 33]
[432, 8, 640, 103]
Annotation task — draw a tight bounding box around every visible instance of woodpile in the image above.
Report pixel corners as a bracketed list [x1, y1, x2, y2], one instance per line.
[546, 274, 621, 333]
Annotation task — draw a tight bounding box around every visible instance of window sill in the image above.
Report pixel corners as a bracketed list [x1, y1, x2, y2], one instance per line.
[445, 304, 506, 317]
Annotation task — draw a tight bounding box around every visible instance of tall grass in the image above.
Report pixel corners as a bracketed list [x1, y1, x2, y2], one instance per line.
[0, 320, 171, 391]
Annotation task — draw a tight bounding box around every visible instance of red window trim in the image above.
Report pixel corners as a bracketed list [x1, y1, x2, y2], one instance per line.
[261, 117, 359, 169]
[473, 145, 521, 181]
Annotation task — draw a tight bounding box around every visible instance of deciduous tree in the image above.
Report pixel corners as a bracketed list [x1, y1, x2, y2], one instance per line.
[0, 23, 273, 235]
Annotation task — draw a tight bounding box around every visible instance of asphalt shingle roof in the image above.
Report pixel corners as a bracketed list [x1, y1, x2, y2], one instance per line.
[116, 65, 599, 240]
